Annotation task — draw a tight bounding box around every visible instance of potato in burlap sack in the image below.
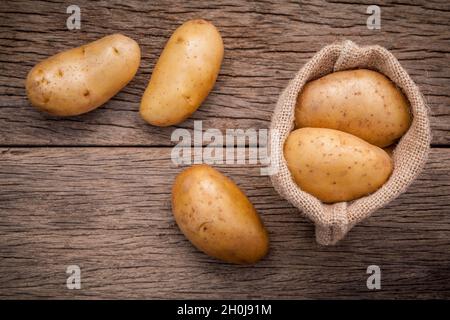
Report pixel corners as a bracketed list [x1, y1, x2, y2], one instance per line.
[269, 40, 431, 245]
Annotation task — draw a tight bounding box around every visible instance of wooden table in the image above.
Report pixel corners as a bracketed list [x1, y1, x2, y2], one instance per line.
[0, 0, 449, 299]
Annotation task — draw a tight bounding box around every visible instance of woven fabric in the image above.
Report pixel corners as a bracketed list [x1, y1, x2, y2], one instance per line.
[269, 40, 431, 245]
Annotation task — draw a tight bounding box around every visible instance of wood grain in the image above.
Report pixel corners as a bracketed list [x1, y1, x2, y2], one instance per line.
[0, 0, 449, 300]
[0, 147, 449, 299]
[0, 0, 449, 146]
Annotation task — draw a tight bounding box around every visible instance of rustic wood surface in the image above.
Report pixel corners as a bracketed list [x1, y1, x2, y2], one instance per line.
[1, 0, 449, 146]
[0, 148, 449, 299]
[0, 0, 449, 299]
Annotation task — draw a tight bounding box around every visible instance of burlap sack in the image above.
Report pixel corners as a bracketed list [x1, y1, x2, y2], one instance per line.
[269, 40, 431, 245]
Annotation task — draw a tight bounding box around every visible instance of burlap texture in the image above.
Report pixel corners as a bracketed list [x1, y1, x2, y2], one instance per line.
[269, 40, 431, 245]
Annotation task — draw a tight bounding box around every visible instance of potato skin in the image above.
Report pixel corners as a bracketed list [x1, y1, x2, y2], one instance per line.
[295, 69, 411, 147]
[26, 34, 141, 116]
[284, 128, 393, 203]
[140, 19, 224, 126]
[172, 165, 269, 264]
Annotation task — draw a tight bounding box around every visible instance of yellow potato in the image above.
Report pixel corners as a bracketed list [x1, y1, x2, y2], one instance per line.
[284, 128, 393, 203]
[140, 19, 224, 126]
[295, 69, 411, 147]
[26, 34, 141, 116]
[172, 164, 269, 264]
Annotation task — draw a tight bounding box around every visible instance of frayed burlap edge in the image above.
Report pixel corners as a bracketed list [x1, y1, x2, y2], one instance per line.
[269, 40, 431, 245]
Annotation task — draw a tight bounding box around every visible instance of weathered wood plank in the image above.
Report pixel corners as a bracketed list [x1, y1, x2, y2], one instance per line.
[0, 0, 448, 146]
[0, 147, 448, 299]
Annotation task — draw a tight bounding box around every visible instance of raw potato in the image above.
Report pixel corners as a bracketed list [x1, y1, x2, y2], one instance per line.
[140, 19, 224, 126]
[26, 34, 141, 116]
[284, 128, 393, 203]
[172, 165, 269, 264]
[295, 69, 412, 147]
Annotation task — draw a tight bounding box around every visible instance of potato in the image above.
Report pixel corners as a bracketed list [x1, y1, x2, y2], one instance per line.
[140, 19, 223, 126]
[26, 34, 141, 116]
[295, 69, 411, 147]
[172, 164, 269, 264]
[284, 128, 393, 203]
